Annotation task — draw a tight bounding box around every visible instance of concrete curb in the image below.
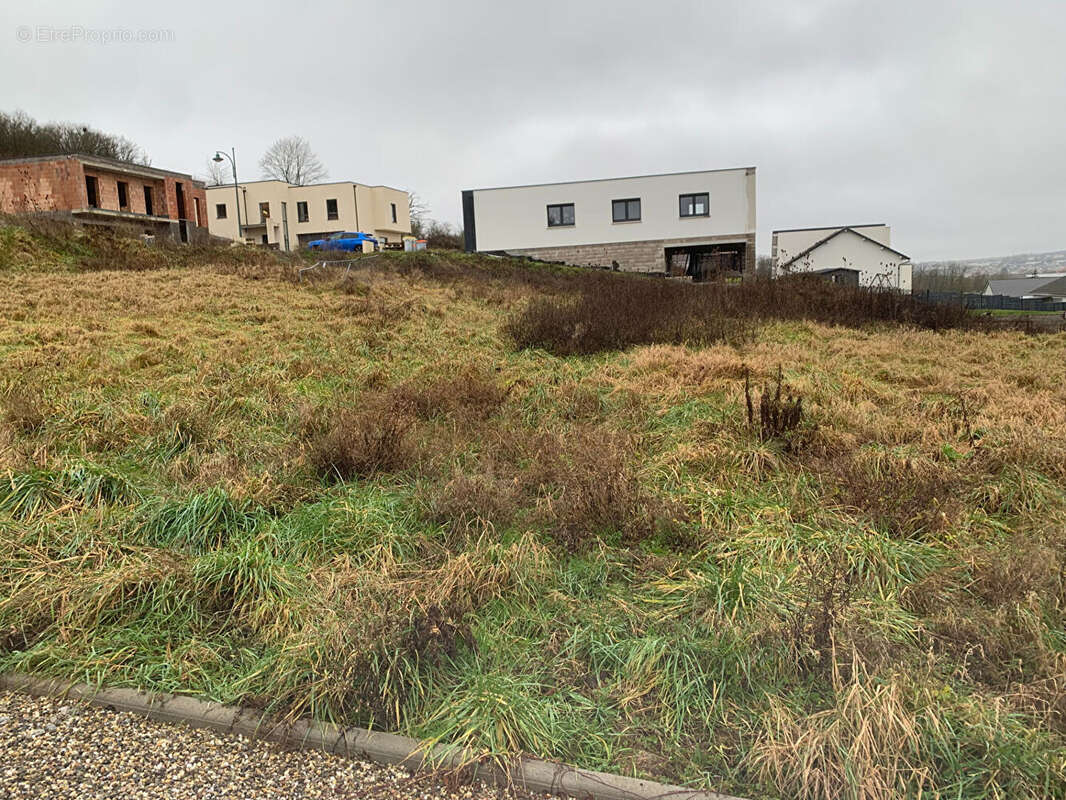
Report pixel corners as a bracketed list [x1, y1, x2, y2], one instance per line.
[0, 673, 746, 800]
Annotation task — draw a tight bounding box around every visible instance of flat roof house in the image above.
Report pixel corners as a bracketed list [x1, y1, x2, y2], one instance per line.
[0, 154, 209, 242]
[206, 180, 411, 251]
[772, 224, 912, 291]
[462, 167, 757, 279]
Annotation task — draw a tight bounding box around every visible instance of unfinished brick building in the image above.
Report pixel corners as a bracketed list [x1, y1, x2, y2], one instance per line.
[0, 154, 209, 243]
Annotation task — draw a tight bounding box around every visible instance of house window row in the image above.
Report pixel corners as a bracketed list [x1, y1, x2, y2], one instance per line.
[546, 193, 709, 227]
[214, 197, 339, 223]
[84, 174, 156, 216]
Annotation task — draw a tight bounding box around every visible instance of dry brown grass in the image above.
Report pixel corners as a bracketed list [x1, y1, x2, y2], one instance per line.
[2, 245, 1066, 798]
[749, 660, 931, 800]
[1, 386, 49, 435]
[275, 534, 551, 725]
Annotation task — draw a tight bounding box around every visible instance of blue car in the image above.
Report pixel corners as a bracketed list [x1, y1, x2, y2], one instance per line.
[307, 232, 378, 252]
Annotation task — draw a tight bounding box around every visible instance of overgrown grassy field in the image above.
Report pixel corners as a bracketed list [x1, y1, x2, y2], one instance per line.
[1, 221, 1064, 799]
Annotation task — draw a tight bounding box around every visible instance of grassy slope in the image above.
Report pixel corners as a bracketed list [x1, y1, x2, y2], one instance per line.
[1, 230, 1065, 799]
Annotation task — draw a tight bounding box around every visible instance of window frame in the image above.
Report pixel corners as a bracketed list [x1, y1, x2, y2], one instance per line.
[117, 180, 129, 210]
[258, 201, 270, 222]
[612, 197, 641, 223]
[215, 203, 227, 220]
[85, 175, 99, 208]
[326, 198, 338, 220]
[679, 192, 710, 218]
[296, 201, 308, 223]
[546, 202, 575, 228]
[390, 202, 397, 224]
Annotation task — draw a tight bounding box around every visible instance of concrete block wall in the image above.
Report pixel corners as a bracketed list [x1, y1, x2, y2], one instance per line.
[507, 238, 666, 272]
[506, 233, 757, 275]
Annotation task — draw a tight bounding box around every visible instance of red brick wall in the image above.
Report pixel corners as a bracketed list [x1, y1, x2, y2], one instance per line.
[188, 184, 207, 227]
[83, 168, 170, 217]
[0, 157, 207, 230]
[157, 178, 208, 228]
[0, 158, 85, 213]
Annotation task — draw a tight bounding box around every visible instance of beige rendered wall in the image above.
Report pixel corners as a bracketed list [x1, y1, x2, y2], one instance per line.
[361, 185, 411, 242]
[208, 181, 411, 249]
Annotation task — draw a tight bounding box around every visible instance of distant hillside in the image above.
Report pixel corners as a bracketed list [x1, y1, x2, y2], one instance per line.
[917, 249, 1066, 275]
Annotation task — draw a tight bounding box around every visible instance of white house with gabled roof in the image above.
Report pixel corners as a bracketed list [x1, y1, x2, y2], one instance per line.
[772, 224, 912, 291]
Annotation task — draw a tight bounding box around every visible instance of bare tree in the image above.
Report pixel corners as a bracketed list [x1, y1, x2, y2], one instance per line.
[0, 109, 150, 164]
[422, 220, 463, 250]
[203, 158, 231, 186]
[258, 136, 327, 185]
[408, 192, 430, 236]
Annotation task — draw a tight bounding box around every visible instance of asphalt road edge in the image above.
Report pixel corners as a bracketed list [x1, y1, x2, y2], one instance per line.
[0, 673, 746, 800]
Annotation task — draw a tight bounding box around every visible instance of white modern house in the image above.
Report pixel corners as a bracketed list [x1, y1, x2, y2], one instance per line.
[771, 224, 912, 291]
[462, 167, 757, 278]
[206, 179, 411, 251]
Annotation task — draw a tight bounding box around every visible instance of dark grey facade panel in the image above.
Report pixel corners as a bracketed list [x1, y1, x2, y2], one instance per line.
[461, 190, 476, 252]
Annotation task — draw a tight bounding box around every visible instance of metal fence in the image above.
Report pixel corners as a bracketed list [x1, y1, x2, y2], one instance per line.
[917, 291, 1066, 312]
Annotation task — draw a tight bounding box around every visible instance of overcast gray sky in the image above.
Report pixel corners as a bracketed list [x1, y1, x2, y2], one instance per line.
[3, 0, 1064, 260]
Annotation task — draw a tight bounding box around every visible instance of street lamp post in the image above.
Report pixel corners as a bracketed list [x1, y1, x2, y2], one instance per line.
[212, 148, 242, 241]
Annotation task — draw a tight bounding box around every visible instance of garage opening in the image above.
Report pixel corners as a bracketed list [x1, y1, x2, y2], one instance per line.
[665, 242, 746, 282]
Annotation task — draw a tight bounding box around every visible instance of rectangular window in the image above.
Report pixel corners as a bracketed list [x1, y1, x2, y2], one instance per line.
[679, 193, 709, 217]
[326, 198, 338, 220]
[390, 202, 397, 223]
[85, 176, 99, 208]
[117, 181, 129, 209]
[215, 203, 227, 219]
[612, 198, 640, 222]
[194, 197, 201, 226]
[546, 203, 575, 227]
[297, 201, 308, 223]
[143, 186, 153, 215]
[258, 202, 270, 221]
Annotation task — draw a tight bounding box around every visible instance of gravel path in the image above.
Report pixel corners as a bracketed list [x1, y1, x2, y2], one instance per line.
[0, 691, 558, 800]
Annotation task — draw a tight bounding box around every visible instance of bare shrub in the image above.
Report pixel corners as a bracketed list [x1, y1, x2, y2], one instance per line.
[535, 427, 676, 550]
[787, 547, 857, 675]
[422, 465, 522, 533]
[388, 366, 510, 421]
[504, 272, 987, 357]
[307, 408, 413, 481]
[1, 385, 49, 434]
[419, 424, 681, 550]
[826, 454, 967, 538]
[745, 365, 805, 445]
[504, 273, 755, 355]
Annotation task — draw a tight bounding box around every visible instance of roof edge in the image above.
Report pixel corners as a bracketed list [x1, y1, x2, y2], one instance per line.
[780, 226, 909, 268]
[772, 223, 886, 234]
[468, 166, 757, 193]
